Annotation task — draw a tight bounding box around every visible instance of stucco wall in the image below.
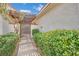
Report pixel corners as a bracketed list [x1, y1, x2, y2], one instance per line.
[0, 14, 14, 35]
[0, 15, 3, 35]
[2, 17, 10, 34]
[37, 3, 79, 32]
[9, 24, 15, 33]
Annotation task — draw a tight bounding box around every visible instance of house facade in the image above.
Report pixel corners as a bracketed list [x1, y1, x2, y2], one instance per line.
[0, 14, 14, 35]
[0, 3, 21, 35]
[32, 3, 79, 32]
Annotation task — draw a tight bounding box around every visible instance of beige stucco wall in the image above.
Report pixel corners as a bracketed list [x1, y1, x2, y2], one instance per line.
[0, 14, 15, 35]
[37, 3, 79, 32]
[0, 15, 3, 35]
[2, 16, 10, 34]
[9, 24, 15, 32]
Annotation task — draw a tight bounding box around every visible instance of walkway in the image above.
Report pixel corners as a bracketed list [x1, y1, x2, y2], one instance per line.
[17, 34, 40, 56]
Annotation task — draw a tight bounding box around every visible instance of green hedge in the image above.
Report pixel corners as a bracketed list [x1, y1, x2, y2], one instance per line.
[0, 32, 19, 56]
[33, 30, 79, 56]
[32, 29, 40, 35]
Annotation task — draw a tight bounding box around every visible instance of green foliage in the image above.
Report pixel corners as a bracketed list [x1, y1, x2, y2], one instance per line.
[33, 30, 79, 56]
[32, 29, 40, 35]
[0, 32, 19, 56]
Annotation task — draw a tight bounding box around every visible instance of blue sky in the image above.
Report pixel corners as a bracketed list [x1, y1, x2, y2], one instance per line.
[11, 3, 46, 15]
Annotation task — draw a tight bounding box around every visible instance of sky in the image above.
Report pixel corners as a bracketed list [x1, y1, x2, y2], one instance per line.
[11, 3, 46, 15]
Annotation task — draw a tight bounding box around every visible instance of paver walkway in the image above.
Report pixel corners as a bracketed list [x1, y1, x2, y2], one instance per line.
[17, 34, 40, 56]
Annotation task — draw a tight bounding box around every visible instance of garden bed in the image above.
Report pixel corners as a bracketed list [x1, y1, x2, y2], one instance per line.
[33, 30, 79, 56]
[0, 32, 19, 56]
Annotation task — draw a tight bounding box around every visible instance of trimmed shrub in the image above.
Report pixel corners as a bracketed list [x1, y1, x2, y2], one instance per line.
[32, 29, 40, 35]
[33, 30, 79, 56]
[0, 32, 19, 56]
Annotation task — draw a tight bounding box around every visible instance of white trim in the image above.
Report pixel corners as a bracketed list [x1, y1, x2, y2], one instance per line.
[36, 4, 49, 17]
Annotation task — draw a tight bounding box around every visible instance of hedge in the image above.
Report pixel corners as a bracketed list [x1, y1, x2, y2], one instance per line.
[33, 30, 79, 56]
[32, 29, 40, 35]
[0, 32, 19, 56]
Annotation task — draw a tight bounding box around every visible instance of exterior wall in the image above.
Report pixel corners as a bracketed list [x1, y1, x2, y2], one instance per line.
[37, 3, 79, 32]
[0, 15, 3, 35]
[0, 14, 14, 35]
[9, 24, 15, 32]
[2, 17, 10, 34]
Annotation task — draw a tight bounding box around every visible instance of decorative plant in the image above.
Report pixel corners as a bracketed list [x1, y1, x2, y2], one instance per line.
[32, 29, 40, 35]
[33, 30, 79, 56]
[0, 32, 19, 56]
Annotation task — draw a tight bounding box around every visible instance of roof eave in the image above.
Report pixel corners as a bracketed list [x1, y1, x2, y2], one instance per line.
[32, 3, 61, 24]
